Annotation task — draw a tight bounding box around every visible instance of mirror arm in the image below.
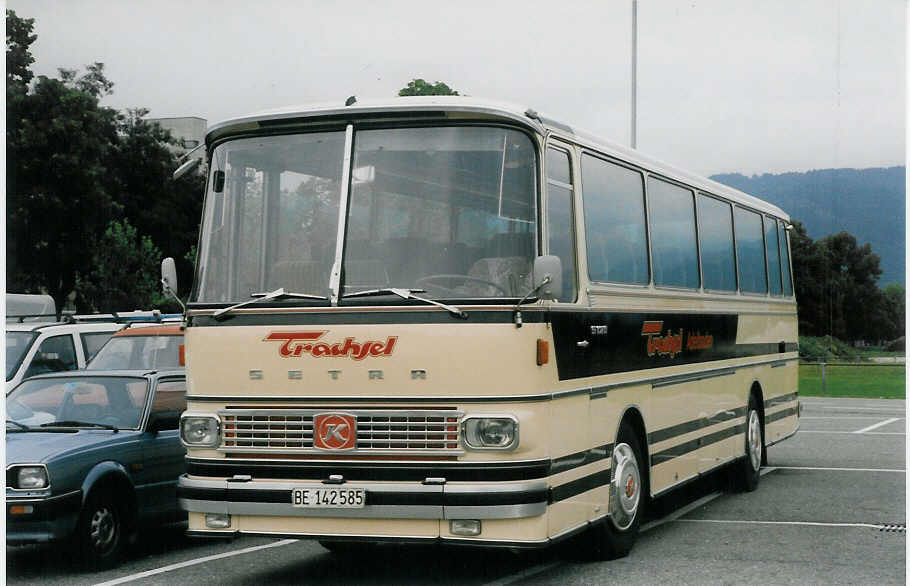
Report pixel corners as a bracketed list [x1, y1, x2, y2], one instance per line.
[513, 275, 551, 328]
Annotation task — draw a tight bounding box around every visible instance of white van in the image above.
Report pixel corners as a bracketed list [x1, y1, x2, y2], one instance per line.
[6, 321, 124, 391]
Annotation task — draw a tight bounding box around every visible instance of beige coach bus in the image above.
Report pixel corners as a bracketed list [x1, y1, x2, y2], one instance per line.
[172, 97, 799, 558]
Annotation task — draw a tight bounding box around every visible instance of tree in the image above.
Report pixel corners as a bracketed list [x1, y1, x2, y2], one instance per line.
[398, 78, 459, 96]
[6, 62, 121, 310]
[74, 219, 169, 312]
[105, 108, 205, 292]
[789, 221, 900, 343]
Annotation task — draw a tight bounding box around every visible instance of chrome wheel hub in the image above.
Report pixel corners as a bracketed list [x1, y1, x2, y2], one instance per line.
[89, 506, 117, 553]
[747, 410, 762, 470]
[610, 442, 641, 530]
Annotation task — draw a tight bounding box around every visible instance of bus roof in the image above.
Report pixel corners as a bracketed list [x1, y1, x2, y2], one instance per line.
[206, 96, 789, 220]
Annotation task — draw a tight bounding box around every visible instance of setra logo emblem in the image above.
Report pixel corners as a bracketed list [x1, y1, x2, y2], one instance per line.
[313, 413, 357, 450]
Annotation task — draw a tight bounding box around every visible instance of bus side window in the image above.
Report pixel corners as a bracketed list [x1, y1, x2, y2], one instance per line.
[697, 194, 736, 291]
[764, 216, 783, 296]
[581, 154, 649, 285]
[734, 207, 768, 294]
[647, 177, 699, 289]
[546, 148, 577, 302]
[778, 219, 794, 296]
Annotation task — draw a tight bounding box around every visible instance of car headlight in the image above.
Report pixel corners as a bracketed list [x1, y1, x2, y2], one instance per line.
[12, 466, 49, 489]
[462, 416, 519, 450]
[180, 415, 221, 447]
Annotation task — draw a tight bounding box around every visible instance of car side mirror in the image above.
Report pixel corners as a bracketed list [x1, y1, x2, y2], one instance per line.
[147, 409, 182, 433]
[533, 255, 563, 301]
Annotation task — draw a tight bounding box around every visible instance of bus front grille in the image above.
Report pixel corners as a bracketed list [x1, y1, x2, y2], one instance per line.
[218, 409, 464, 455]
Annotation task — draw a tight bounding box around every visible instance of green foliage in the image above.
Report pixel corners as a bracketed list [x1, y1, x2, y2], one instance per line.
[798, 335, 861, 362]
[398, 78, 459, 96]
[74, 219, 166, 311]
[6, 9, 36, 90]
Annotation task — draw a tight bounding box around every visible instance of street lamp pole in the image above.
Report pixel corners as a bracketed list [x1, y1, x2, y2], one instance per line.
[631, 0, 638, 149]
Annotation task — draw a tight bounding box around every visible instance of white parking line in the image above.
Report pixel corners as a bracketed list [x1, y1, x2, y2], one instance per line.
[797, 430, 904, 435]
[799, 415, 903, 421]
[853, 418, 901, 433]
[804, 407, 906, 413]
[92, 539, 298, 586]
[769, 466, 905, 473]
[677, 519, 886, 530]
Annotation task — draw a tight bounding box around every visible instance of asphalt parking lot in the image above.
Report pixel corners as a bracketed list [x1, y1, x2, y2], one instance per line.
[6, 396, 905, 586]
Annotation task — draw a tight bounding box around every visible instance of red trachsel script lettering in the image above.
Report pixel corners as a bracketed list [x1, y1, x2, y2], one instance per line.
[265, 332, 397, 360]
[646, 328, 684, 358]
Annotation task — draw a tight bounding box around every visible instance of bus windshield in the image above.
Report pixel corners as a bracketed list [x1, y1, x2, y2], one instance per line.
[193, 125, 538, 304]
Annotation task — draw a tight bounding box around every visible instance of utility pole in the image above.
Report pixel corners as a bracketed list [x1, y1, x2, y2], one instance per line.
[631, 0, 638, 149]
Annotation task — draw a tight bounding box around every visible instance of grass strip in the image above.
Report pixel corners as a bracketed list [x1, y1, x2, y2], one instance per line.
[799, 363, 905, 399]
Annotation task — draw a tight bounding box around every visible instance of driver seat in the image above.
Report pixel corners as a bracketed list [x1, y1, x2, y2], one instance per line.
[461, 257, 531, 296]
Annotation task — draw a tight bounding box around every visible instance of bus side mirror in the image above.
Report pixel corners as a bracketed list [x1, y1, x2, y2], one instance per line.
[533, 255, 562, 301]
[161, 257, 179, 299]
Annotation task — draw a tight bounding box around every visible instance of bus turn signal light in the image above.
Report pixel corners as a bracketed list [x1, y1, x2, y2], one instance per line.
[537, 339, 548, 365]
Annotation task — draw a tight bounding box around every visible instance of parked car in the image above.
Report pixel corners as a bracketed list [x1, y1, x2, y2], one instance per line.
[87, 324, 184, 370]
[6, 369, 187, 567]
[6, 321, 124, 391]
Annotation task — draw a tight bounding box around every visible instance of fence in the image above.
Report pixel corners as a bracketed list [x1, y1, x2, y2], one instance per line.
[798, 361, 906, 398]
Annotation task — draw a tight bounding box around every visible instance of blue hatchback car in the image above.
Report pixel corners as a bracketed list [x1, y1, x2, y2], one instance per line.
[6, 369, 186, 567]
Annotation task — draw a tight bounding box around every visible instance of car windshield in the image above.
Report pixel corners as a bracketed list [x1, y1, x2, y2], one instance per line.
[87, 335, 182, 370]
[193, 125, 538, 303]
[6, 331, 38, 381]
[6, 376, 150, 430]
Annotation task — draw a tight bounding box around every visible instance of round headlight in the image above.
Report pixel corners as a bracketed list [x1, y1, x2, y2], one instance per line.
[463, 416, 518, 450]
[16, 466, 49, 489]
[180, 415, 221, 447]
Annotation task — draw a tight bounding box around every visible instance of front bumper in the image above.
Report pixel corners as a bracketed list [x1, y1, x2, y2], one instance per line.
[178, 475, 548, 521]
[6, 489, 83, 544]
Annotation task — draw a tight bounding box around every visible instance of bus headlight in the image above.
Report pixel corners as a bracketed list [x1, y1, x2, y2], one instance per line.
[462, 416, 519, 450]
[180, 415, 221, 447]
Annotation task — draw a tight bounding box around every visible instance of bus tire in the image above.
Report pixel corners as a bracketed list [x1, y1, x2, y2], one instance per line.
[583, 421, 645, 560]
[733, 395, 763, 492]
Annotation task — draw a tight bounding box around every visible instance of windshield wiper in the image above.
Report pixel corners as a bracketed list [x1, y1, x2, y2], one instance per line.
[343, 288, 468, 319]
[40, 420, 119, 431]
[7, 419, 31, 431]
[213, 288, 328, 320]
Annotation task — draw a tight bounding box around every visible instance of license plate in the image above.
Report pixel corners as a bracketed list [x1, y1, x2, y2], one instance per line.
[292, 488, 366, 508]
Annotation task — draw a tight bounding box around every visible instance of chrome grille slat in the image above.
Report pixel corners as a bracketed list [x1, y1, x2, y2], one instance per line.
[219, 409, 463, 455]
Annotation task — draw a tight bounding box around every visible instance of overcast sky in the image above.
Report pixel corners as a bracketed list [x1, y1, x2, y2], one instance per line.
[8, 0, 907, 176]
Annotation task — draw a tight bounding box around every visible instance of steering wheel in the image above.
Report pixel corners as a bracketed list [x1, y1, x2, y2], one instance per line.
[415, 274, 509, 296]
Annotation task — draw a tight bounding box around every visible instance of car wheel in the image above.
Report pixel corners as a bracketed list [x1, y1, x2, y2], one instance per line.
[580, 421, 646, 560]
[733, 395, 763, 492]
[75, 489, 124, 568]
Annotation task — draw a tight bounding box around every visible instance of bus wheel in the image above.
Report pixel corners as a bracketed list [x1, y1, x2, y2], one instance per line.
[733, 395, 763, 492]
[582, 421, 645, 560]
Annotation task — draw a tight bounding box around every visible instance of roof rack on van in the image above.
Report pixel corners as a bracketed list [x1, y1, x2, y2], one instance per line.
[62, 310, 183, 325]
[6, 313, 60, 324]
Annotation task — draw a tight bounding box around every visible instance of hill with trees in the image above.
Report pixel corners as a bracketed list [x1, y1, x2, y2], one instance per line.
[710, 167, 905, 286]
